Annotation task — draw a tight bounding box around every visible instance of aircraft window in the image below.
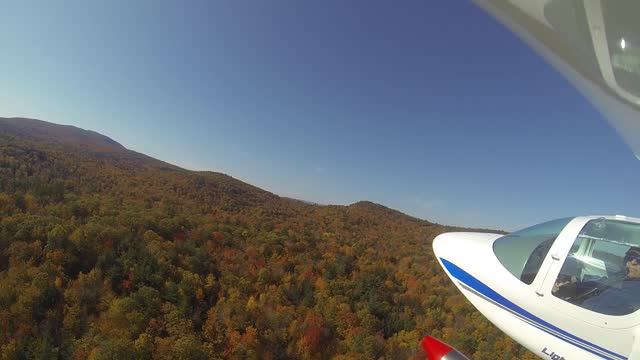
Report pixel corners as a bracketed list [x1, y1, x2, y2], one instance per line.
[493, 218, 572, 284]
[603, 2, 640, 97]
[552, 219, 640, 316]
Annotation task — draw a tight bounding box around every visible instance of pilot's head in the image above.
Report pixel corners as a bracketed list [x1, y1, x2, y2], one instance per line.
[625, 247, 640, 279]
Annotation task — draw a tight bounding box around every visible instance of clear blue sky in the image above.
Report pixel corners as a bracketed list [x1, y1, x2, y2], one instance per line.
[2, 0, 639, 230]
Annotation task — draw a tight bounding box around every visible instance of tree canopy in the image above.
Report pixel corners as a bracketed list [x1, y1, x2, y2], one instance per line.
[0, 119, 535, 359]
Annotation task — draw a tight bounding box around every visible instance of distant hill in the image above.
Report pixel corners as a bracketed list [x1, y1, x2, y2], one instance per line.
[0, 117, 124, 150]
[0, 117, 282, 211]
[0, 117, 435, 226]
[0, 117, 530, 359]
[0, 117, 190, 173]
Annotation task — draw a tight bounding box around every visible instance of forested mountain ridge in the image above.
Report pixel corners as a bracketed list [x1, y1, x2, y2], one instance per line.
[1, 117, 124, 153]
[0, 118, 533, 359]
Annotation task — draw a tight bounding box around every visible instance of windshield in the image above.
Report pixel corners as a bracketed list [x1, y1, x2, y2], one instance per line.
[493, 218, 573, 284]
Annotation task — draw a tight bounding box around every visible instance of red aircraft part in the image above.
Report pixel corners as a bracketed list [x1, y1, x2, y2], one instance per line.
[421, 336, 469, 360]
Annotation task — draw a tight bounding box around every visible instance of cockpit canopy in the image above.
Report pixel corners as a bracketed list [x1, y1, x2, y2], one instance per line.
[494, 216, 640, 316]
[493, 217, 572, 284]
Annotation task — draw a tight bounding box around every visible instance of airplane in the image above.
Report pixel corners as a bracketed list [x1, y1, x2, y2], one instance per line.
[425, 216, 640, 360]
[423, 1, 640, 359]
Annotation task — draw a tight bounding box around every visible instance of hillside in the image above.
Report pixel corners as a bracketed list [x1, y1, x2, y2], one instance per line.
[0, 118, 531, 359]
[0, 118, 124, 150]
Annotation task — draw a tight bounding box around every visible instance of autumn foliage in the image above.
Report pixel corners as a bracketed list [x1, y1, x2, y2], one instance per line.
[0, 118, 537, 359]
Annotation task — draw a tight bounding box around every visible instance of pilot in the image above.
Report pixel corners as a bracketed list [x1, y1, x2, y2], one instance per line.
[625, 247, 640, 280]
[552, 274, 578, 299]
[552, 256, 580, 299]
[580, 246, 640, 315]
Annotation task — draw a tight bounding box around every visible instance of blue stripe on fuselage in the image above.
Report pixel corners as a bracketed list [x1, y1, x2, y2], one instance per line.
[440, 258, 626, 360]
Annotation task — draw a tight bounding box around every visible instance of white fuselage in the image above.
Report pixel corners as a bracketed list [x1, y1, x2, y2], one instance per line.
[433, 216, 640, 360]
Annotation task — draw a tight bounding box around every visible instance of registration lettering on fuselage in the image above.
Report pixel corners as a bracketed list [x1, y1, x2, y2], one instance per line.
[541, 347, 565, 360]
